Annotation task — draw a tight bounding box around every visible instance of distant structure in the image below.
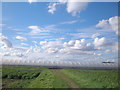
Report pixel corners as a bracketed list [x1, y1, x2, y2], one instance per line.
[102, 61, 115, 63]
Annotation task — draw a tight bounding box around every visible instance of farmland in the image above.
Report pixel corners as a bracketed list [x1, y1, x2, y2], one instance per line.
[2, 66, 119, 88]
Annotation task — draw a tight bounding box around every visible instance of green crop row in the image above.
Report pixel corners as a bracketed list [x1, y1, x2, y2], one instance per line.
[2, 72, 40, 79]
[2, 66, 41, 79]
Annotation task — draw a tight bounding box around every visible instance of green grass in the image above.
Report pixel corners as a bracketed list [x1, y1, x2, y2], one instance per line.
[27, 69, 70, 88]
[60, 69, 119, 88]
[27, 69, 54, 88]
[2, 66, 119, 88]
[2, 66, 69, 88]
[52, 72, 70, 88]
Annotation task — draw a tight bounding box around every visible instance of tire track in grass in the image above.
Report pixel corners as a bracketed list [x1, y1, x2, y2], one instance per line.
[51, 69, 79, 88]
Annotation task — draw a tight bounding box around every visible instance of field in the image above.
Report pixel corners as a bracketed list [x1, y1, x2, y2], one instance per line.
[2, 66, 119, 88]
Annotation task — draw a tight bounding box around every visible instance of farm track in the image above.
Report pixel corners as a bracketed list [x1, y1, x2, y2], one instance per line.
[51, 69, 79, 88]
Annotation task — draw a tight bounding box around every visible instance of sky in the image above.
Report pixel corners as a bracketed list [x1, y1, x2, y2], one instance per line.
[0, 1, 119, 67]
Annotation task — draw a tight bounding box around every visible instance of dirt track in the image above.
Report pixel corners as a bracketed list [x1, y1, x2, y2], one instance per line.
[51, 69, 79, 88]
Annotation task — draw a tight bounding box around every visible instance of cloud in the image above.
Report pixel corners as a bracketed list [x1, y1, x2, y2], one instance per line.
[38, 39, 97, 56]
[47, 48, 59, 53]
[1, 37, 118, 67]
[96, 16, 120, 35]
[93, 37, 118, 54]
[28, 26, 49, 35]
[64, 39, 95, 51]
[66, 0, 88, 16]
[48, 3, 59, 14]
[31, 36, 52, 39]
[48, 0, 89, 16]
[39, 38, 116, 56]
[28, 0, 37, 4]
[0, 33, 12, 48]
[63, 40, 75, 47]
[40, 41, 47, 45]
[92, 33, 100, 38]
[21, 43, 28, 46]
[15, 36, 27, 41]
[48, 0, 67, 14]
[0, 24, 6, 27]
[1, 46, 28, 60]
[60, 20, 78, 24]
[69, 33, 91, 39]
[40, 40, 63, 53]
[0, 24, 6, 33]
[40, 40, 63, 49]
[93, 37, 111, 49]
[111, 42, 119, 53]
[39, 39, 96, 55]
[32, 41, 38, 44]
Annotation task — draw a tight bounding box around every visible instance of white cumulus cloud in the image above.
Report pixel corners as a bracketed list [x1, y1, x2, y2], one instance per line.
[67, 0, 88, 16]
[93, 37, 109, 49]
[96, 16, 120, 35]
[0, 33, 12, 48]
[41, 40, 63, 49]
[48, 0, 89, 16]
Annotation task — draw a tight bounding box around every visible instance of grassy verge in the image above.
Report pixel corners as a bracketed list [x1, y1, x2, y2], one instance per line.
[61, 69, 119, 88]
[27, 69, 54, 88]
[27, 69, 70, 88]
[52, 70, 70, 88]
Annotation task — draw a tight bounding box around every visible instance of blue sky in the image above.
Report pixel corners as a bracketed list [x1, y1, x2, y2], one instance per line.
[0, 1, 119, 67]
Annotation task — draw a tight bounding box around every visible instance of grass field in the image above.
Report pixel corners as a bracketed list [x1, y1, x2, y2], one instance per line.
[2, 66, 119, 88]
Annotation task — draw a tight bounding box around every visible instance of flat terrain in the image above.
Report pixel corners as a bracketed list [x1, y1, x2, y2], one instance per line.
[2, 66, 119, 88]
[51, 69, 79, 88]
